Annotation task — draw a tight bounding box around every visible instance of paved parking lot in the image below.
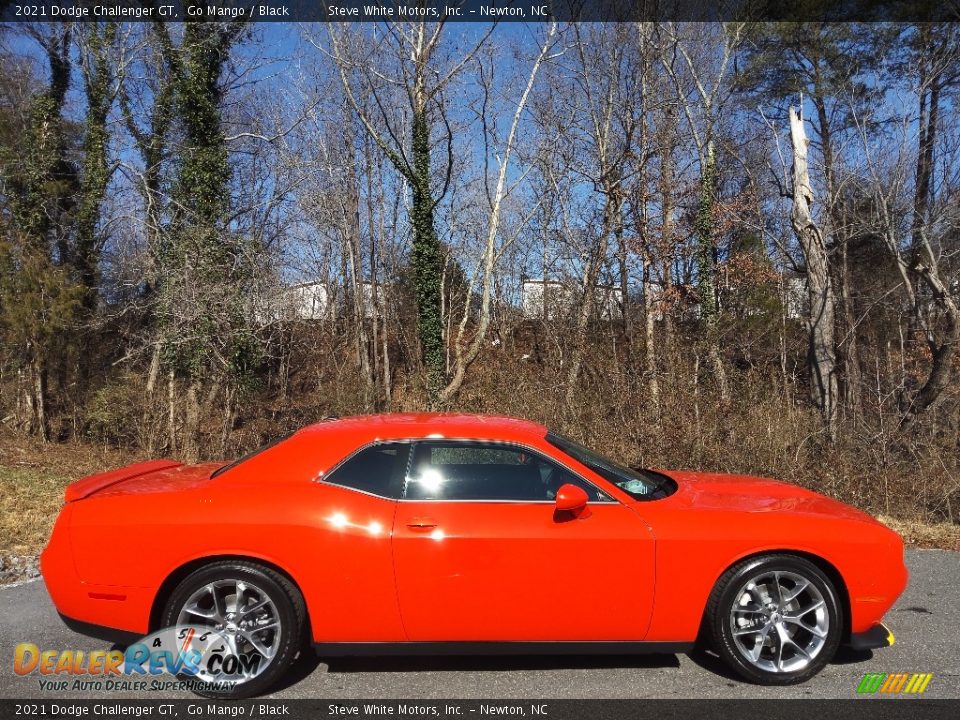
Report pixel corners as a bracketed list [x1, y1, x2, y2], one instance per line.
[1, 549, 957, 699]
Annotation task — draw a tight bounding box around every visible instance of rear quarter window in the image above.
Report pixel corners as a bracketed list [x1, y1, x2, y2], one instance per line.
[324, 443, 408, 498]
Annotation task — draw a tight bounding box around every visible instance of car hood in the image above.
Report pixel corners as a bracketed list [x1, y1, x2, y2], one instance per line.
[661, 469, 877, 524]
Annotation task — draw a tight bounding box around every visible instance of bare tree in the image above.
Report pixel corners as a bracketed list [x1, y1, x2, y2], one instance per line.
[850, 61, 960, 426]
[656, 22, 745, 403]
[553, 24, 643, 406]
[440, 21, 557, 402]
[629, 21, 671, 421]
[325, 21, 492, 402]
[789, 107, 839, 439]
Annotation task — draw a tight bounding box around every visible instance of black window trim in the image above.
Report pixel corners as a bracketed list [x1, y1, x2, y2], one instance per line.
[399, 438, 617, 505]
[316, 440, 411, 500]
[317, 437, 617, 504]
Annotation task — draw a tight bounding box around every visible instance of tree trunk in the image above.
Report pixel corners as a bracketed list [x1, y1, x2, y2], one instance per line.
[365, 136, 382, 408]
[658, 128, 675, 350]
[880, 50, 960, 426]
[616, 216, 632, 344]
[439, 22, 554, 404]
[167, 371, 177, 455]
[565, 197, 615, 406]
[696, 142, 719, 320]
[695, 141, 729, 402]
[32, 357, 49, 442]
[838, 238, 862, 423]
[183, 380, 202, 463]
[382, 312, 392, 408]
[909, 311, 959, 418]
[903, 72, 958, 420]
[642, 257, 661, 422]
[75, 23, 117, 312]
[342, 131, 373, 403]
[410, 110, 445, 402]
[911, 40, 937, 256]
[789, 107, 838, 439]
[812, 90, 862, 424]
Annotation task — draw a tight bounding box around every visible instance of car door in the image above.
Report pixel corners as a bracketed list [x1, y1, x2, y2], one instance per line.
[391, 440, 656, 642]
[313, 441, 409, 641]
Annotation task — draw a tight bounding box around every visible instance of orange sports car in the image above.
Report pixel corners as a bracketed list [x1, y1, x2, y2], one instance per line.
[41, 413, 906, 697]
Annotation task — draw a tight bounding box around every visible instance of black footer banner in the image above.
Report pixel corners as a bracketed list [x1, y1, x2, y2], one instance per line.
[2, 700, 960, 720]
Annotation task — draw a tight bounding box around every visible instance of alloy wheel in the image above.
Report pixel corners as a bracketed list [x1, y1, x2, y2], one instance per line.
[729, 569, 829, 674]
[176, 578, 281, 684]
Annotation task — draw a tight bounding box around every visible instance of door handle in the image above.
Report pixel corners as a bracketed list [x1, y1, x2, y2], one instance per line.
[406, 518, 438, 530]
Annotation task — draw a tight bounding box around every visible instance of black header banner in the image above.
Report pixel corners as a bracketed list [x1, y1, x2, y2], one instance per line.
[1, 0, 958, 23]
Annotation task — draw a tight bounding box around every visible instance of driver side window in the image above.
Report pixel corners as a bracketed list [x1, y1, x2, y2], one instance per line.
[404, 441, 609, 502]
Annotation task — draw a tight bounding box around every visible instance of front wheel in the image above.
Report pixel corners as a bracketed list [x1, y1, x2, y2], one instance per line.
[705, 554, 843, 685]
[160, 561, 306, 698]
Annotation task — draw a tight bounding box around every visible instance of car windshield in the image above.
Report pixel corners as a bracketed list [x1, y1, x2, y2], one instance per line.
[545, 432, 674, 500]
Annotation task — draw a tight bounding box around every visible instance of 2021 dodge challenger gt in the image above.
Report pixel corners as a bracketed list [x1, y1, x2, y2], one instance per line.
[41, 413, 907, 697]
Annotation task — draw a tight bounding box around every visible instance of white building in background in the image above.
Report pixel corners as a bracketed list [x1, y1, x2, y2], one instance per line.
[519, 273, 811, 324]
[253, 280, 394, 325]
[521, 278, 563, 320]
[286, 282, 330, 320]
[254, 281, 330, 324]
[520, 278, 622, 321]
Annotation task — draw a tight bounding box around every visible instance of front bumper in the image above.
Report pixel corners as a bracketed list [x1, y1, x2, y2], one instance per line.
[848, 622, 895, 651]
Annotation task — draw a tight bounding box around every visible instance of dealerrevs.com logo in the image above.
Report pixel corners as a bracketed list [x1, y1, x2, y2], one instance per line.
[13, 625, 264, 692]
[857, 673, 934, 695]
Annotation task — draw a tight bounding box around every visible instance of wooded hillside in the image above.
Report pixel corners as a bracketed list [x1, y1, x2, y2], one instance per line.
[0, 20, 958, 524]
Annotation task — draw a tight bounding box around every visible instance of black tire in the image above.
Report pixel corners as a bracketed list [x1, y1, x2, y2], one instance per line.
[704, 554, 843, 685]
[161, 561, 306, 698]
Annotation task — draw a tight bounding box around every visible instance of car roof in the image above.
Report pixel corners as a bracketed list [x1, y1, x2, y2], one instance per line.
[298, 413, 548, 444]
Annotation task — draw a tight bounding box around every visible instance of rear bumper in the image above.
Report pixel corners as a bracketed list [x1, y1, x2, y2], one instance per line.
[847, 622, 895, 651]
[57, 612, 142, 646]
[40, 506, 152, 636]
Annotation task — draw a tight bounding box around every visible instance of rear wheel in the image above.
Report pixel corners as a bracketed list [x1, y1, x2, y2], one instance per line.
[705, 554, 843, 685]
[161, 561, 306, 698]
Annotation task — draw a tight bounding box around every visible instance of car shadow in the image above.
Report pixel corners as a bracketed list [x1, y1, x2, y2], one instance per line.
[686, 645, 876, 684]
[105, 635, 686, 685]
[831, 646, 874, 665]
[270, 650, 325, 692]
[319, 653, 681, 674]
[102, 641, 325, 695]
[686, 647, 742, 682]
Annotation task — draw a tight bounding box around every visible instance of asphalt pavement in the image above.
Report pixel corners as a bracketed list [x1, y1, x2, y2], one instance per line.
[1, 549, 957, 700]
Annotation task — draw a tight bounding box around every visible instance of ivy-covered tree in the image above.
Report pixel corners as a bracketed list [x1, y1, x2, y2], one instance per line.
[120, 21, 180, 292]
[10, 26, 77, 260]
[328, 23, 491, 403]
[159, 16, 256, 458]
[0, 25, 81, 440]
[74, 22, 119, 311]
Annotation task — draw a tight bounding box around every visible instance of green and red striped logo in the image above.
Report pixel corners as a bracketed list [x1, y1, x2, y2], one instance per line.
[857, 672, 933, 694]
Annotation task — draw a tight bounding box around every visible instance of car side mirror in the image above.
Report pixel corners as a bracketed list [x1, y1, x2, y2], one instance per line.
[554, 483, 590, 520]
